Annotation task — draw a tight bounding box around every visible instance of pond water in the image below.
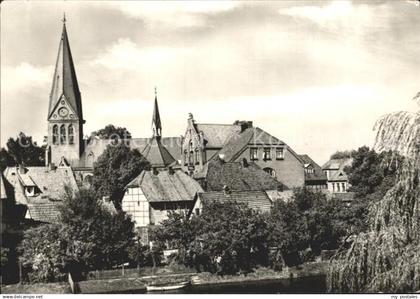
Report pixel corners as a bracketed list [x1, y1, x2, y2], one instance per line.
[152, 275, 327, 294]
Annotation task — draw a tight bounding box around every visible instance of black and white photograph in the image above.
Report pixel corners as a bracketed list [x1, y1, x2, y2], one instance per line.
[1, 0, 419, 296]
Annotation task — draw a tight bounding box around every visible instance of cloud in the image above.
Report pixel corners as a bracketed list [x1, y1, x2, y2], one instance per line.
[1, 63, 52, 95]
[278, 1, 378, 34]
[105, 1, 240, 28]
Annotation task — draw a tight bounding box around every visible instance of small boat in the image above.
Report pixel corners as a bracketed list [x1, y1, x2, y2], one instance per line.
[146, 281, 190, 292]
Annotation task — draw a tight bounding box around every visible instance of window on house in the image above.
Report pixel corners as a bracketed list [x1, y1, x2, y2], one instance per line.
[250, 148, 258, 160]
[332, 183, 335, 192]
[53, 125, 59, 145]
[342, 183, 346, 192]
[195, 208, 200, 216]
[263, 148, 271, 160]
[276, 148, 284, 160]
[337, 183, 341, 192]
[60, 124, 66, 144]
[68, 125, 74, 145]
[195, 150, 200, 165]
[188, 153, 193, 165]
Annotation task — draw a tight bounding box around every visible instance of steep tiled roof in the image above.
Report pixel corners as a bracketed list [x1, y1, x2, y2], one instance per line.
[322, 158, 353, 181]
[217, 127, 285, 162]
[26, 203, 61, 223]
[322, 158, 353, 170]
[265, 190, 294, 203]
[298, 154, 327, 183]
[199, 190, 272, 213]
[141, 137, 176, 168]
[195, 124, 242, 148]
[126, 169, 203, 203]
[194, 157, 288, 191]
[3, 166, 79, 223]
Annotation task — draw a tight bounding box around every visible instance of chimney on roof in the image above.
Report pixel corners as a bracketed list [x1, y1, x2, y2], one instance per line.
[241, 158, 249, 168]
[218, 153, 225, 162]
[18, 164, 26, 174]
[234, 120, 253, 132]
[168, 166, 175, 175]
[152, 167, 159, 175]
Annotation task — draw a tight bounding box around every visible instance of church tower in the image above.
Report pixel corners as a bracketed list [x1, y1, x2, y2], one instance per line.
[46, 16, 84, 167]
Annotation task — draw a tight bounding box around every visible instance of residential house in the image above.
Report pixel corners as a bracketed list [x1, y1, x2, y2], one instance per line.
[181, 114, 306, 188]
[2, 164, 79, 224]
[322, 157, 353, 193]
[122, 167, 203, 228]
[298, 154, 328, 191]
[192, 189, 273, 216]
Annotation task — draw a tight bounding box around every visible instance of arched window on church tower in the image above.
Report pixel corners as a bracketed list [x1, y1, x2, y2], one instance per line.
[52, 125, 59, 145]
[60, 124, 67, 144]
[68, 125, 74, 145]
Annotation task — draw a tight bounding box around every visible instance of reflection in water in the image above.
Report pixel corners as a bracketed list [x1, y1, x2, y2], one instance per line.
[150, 275, 326, 294]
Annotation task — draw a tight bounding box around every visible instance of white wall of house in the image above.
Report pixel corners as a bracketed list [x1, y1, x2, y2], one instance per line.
[328, 181, 349, 193]
[122, 187, 150, 228]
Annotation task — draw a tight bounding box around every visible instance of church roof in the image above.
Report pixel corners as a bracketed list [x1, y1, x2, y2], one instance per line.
[126, 169, 203, 203]
[194, 157, 288, 191]
[76, 137, 182, 169]
[141, 137, 176, 168]
[194, 123, 242, 148]
[198, 190, 272, 213]
[49, 22, 82, 120]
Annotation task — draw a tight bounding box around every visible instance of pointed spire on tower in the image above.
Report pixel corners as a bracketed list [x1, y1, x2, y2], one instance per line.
[48, 15, 83, 121]
[152, 87, 162, 137]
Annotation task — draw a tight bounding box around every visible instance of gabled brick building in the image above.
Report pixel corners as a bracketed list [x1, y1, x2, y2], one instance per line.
[181, 114, 312, 188]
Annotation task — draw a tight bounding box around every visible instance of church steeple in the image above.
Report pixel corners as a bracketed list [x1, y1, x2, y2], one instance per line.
[48, 16, 83, 121]
[152, 87, 162, 137]
[46, 16, 84, 167]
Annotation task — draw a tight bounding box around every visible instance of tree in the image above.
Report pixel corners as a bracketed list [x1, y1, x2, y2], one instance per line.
[18, 224, 68, 283]
[59, 187, 135, 273]
[0, 133, 44, 171]
[268, 189, 346, 266]
[90, 124, 132, 141]
[345, 146, 401, 200]
[330, 150, 352, 160]
[19, 187, 136, 283]
[92, 143, 149, 206]
[152, 201, 270, 275]
[0, 148, 14, 172]
[328, 94, 420, 293]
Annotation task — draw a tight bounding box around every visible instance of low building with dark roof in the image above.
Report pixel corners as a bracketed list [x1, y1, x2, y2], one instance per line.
[193, 156, 287, 192]
[297, 154, 328, 190]
[2, 165, 79, 224]
[192, 190, 273, 216]
[122, 167, 203, 229]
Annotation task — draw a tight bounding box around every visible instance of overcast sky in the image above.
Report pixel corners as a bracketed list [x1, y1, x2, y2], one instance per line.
[1, 0, 419, 164]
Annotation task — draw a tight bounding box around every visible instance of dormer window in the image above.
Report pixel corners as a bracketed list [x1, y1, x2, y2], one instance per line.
[25, 186, 35, 197]
[276, 148, 284, 160]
